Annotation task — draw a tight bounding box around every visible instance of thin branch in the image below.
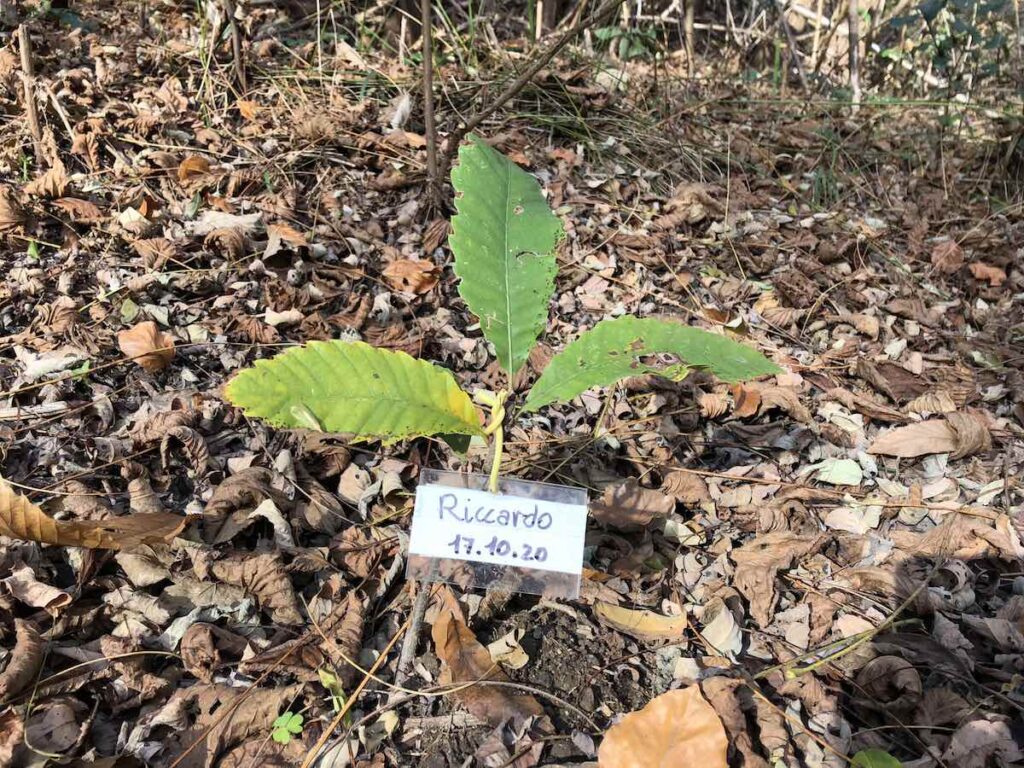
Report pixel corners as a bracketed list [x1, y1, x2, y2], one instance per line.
[18, 24, 44, 167]
[437, 0, 623, 183]
[421, 0, 440, 211]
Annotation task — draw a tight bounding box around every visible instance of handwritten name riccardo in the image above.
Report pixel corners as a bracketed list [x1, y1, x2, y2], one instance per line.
[437, 492, 553, 530]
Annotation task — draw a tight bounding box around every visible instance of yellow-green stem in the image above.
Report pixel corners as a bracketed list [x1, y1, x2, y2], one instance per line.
[488, 423, 503, 493]
[476, 389, 508, 494]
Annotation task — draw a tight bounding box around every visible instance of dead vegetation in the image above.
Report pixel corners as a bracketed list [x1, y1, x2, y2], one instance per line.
[0, 1, 1023, 766]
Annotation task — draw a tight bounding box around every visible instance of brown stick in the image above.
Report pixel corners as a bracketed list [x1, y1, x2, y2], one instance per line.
[437, 0, 622, 187]
[848, 0, 861, 109]
[17, 24, 44, 167]
[222, 0, 247, 93]
[775, 0, 810, 93]
[421, 0, 440, 212]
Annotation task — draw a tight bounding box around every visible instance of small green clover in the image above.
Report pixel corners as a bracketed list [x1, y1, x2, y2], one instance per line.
[271, 711, 304, 744]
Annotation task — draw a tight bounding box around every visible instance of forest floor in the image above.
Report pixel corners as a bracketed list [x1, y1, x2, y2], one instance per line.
[1, 2, 1023, 767]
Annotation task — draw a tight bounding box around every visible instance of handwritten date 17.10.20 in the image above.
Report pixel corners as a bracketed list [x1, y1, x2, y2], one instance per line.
[447, 534, 549, 563]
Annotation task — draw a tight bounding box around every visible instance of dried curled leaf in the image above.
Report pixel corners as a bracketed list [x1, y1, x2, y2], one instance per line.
[431, 608, 543, 727]
[24, 162, 69, 198]
[0, 480, 185, 551]
[0, 619, 45, 700]
[598, 685, 728, 768]
[699, 391, 730, 419]
[867, 412, 990, 459]
[383, 258, 441, 293]
[591, 479, 674, 530]
[132, 237, 176, 270]
[178, 154, 212, 182]
[0, 184, 26, 233]
[209, 552, 303, 625]
[117, 321, 175, 372]
[52, 197, 105, 223]
[594, 602, 688, 641]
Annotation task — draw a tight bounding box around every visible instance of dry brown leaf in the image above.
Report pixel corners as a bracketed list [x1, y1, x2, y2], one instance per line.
[24, 161, 68, 198]
[0, 185, 26, 233]
[855, 359, 929, 403]
[431, 608, 543, 727]
[867, 419, 958, 457]
[855, 655, 922, 712]
[332, 525, 397, 578]
[699, 391, 730, 419]
[382, 258, 441, 293]
[132, 237, 176, 270]
[931, 240, 964, 274]
[661, 470, 710, 505]
[850, 313, 880, 339]
[968, 261, 1007, 286]
[732, 532, 826, 627]
[905, 390, 957, 415]
[594, 602, 688, 641]
[0, 620, 45, 700]
[591, 479, 674, 529]
[0, 709, 23, 767]
[209, 552, 303, 625]
[422, 217, 450, 253]
[202, 467, 293, 544]
[827, 387, 908, 423]
[52, 197, 104, 223]
[730, 383, 761, 418]
[945, 410, 992, 459]
[117, 320, 175, 373]
[700, 677, 768, 768]
[236, 99, 260, 120]
[232, 314, 280, 344]
[178, 155, 212, 183]
[204, 227, 247, 260]
[158, 683, 303, 767]
[267, 221, 306, 246]
[3, 564, 72, 613]
[161, 426, 210, 474]
[24, 697, 87, 755]
[598, 685, 728, 768]
[0, 480, 185, 551]
[71, 129, 100, 171]
[180, 623, 247, 683]
[758, 386, 813, 423]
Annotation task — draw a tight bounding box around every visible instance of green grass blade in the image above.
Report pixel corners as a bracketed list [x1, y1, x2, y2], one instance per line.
[523, 316, 780, 411]
[225, 341, 483, 442]
[449, 135, 561, 376]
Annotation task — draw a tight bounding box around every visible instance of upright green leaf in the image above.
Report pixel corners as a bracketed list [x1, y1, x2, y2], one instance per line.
[449, 135, 562, 376]
[523, 316, 780, 411]
[225, 341, 483, 442]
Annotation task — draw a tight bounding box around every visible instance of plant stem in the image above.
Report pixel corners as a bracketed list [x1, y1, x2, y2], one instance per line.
[477, 389, 508, 493]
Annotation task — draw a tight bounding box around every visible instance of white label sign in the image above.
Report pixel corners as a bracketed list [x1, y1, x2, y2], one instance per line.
[409, 482, 588, 576]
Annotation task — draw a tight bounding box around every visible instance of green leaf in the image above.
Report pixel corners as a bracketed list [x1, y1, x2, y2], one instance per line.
[523, 316, 780, 411]
[449, 135, 561, 376]
[852, 749, 901, 768]
[225, 341, 483, 443]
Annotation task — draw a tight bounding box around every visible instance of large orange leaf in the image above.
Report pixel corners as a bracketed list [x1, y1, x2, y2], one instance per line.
[598, 686, 728, 768]
[0, 480, 185, 551]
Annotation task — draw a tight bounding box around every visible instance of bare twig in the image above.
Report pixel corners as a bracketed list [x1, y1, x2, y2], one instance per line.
[389, 580, 431, 701]
[421, 0, 440, 211]
[17, 24, 44, 166]
[222, 0, 247, 93]
[775, 0, 810, 93]
[437, 0, 623, 185]
[848, 0, 861, 109]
